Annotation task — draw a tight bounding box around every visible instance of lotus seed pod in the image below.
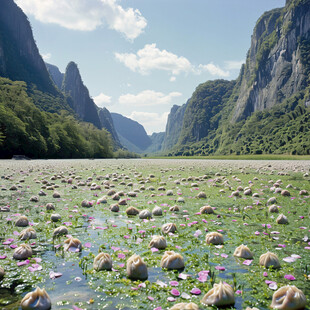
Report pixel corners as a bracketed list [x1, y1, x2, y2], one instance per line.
[276, 213, 289, 224]
[152, 206, 163, 216]
[299, 190, 308, 196]
[201, 281, 235, 306]
[169, 205, 180, 212]
[118, 199, 127, 206]
[269, 204, 279, 213]
[281, 190, 290, 196]
[139, 209, 152, 219]
[197, 191, 207, 198]
[0, 266, 5, 279]
[270, 285, 306, 310]
[93, 253, 112, 271]
[45, 203, 55, 211]
[160, 251, 184, 270]
[13, 244, 33, 260]
[267, 197, 277, 205]
[149, 235, 167, 249]
[233, 244, 253, 259]
[205, 232, 224, 245]
[52, 191, 61, 198]
[20, 287, 51, 310]
[170, 302, 199, 310]
[109, 204, 119, 212]
[64, 237, 82, 252]
[51, 213, 61, 222]
[126, 206, 139, 216]
[259, 252, 281, 269]
[15, 215, 29, 227]
[162, 223, 177, 234]
[200, 205, 214, 214]
[177, 197, 185, 203]
[126, 254, 148, 280]
[29, 196, 39, 202]
[19, 227, 37, 240]
[53, 226, 69, 237]
[97, 196, 107, 204]
[244, 188, 252, 195]
[81, 199, 92, 208]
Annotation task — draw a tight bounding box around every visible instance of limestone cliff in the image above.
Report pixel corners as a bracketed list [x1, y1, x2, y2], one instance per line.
[46, 63, 64, 89]
[161, 103, 187, 151]
[0, 0, 57, 95]
[62, 62, 102, 129]
[98, 107, 121, 148]
[111, 113, 151, 152]
[232, 0, 310, 122]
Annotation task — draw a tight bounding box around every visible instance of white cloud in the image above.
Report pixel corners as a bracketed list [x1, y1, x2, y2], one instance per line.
[118, 90, 182, 107]
[93, 92, 112, 107]
[115, 44, 193, 75]
[127, 111, 169, 134]
[224, 60, 244, 70]
[115, 44, 230, 77]
[15, 0, 147, 40]
[41, 52, 51, 61]
[169, 76, 176, 82]
[198, 63, 229, 77]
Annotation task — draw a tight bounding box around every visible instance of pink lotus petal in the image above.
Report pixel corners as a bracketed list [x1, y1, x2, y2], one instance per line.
[284, 274, 296, 281]
[124, 235, 130, 239]
[49, 271, 63, 279]
[13, 231, 20, 236]
[151, 247, 159, 253]
[283, 257, 296, 263]
[243, 260, 253, 266]
[118, 263, 125, 268]
[154, 307, 162, 310]
[33, 257, 42, 263]
[171, 288, 180, 296]
[138, 283, 146, 288]
[254, 231, 260, 235]
[111, 246, 120, 252]
[17, 259, 30, 266]
[221, 253, 228, 258]
[118, 253, 126, 259]
[148, 296, 154, 301]
[269, 283, 278, 290]
[0, 255, 7, 259]
[215, 266, 225, 271]
[73, 306, 83, 310]
[178, 273, 189, 280]
[190, 288, 201, 295]
[236, 290, 242, 295]
[167, 297, 176, 302]
[84, 242, 91, 248]
[156, 280, 167, 288]
[10, 244, 17, 249]
[181, 292, 191, 299]
[263, 272, 268, 277]
[169, 281, 179, 286]
[291, 254, 301, 259]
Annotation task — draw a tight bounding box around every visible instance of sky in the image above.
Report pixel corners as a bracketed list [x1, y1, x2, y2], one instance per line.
[15, 0, 285, 134]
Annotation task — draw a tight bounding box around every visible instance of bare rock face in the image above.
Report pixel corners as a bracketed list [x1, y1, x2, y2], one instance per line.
[232, 2, 310, 122]
[0, 0, 57, 95]
[62, 62, 102, 129]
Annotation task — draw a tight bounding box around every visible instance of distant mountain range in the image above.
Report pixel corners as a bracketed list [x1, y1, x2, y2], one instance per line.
[0, 0, 309, 157]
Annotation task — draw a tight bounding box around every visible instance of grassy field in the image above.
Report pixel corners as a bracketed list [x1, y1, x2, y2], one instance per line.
[147, 155, 310, 161]
[0, 159, 309, 310]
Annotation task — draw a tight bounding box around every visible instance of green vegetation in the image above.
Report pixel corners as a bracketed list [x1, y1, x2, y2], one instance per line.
[167, 90, 310, 157]
[0, 159, 309, 309]
[0, 77, 114, 159]
[178, 80, 235, 146]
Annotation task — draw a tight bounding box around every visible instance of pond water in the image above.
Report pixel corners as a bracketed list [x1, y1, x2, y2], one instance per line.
[0, 159, 309, 309]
